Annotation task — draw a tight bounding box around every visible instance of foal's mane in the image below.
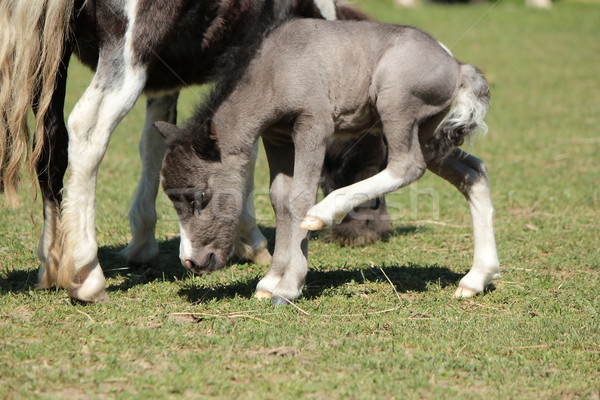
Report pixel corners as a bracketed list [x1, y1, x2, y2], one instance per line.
[186, 17, 287, 137]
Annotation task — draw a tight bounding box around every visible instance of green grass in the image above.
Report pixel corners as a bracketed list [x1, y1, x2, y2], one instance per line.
[1, 2, 599, 399]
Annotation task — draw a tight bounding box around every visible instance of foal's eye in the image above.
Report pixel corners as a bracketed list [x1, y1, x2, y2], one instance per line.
[187, 189, 210, 213]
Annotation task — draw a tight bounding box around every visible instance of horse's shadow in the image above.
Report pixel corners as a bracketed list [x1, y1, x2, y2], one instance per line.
[97, 238, 186, 293]
[1, 224, 465, 301]
[0, 268, 38, 294]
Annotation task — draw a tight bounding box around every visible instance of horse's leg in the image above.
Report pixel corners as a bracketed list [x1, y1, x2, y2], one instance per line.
[322, 134, 390, 246]
[427, 150, 500, 297]
[233, 141, 272, 264]
[35, 45, 71, 289]
[122, 92, 179, 265]
[59, 46, 147, 302]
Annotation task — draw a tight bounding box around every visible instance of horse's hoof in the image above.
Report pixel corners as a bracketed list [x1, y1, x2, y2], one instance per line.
[454, 286, 479, 298]
[300, 216, 326, 231]
[255, 290, 273, 299]
[271, 295, 290, 306]
[254, 248, 272, 265]
[69, 288, 110, 303]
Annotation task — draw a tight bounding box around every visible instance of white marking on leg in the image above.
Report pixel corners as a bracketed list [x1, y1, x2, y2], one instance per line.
[456, 176, 500, 296]
[305, 168, 421, 229]
[60, 1, 147, 300]
[70, 260, 108, 302]
[314, 0, 337, 20]
[124, 93, 178, 264]
[427, 154, 499, 297]
[234, 141, 271, 263]
[256, 274, 283, 297]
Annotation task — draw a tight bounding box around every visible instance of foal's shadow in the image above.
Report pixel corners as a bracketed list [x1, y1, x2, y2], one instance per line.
[177, 224, 463, 303]
[178, 263, 463, 304]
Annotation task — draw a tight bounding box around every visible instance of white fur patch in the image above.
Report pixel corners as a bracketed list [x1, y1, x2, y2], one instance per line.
[437, 41, 453, 56]
[307, 169, 405, 226]
[314, 0, 337, 20]
[179, 222, 193, 263]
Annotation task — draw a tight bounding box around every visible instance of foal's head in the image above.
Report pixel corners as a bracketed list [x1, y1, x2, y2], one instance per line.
[156, 120, 242, 274]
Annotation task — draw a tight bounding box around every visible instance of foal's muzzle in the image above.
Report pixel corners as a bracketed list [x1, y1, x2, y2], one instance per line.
[184, 252, 218, 274]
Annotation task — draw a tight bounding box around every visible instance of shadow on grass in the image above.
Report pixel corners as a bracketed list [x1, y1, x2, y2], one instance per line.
[0, 268, 39, 293]
[98, 237, 186, 293]
[0, 239, 185, 295]
[178, 264, 463, 304]
[1, 223, 456, 302]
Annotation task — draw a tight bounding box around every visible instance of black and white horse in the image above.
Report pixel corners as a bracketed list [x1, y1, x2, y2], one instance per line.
[0, 0, 387, 302]
[157, 19, 501, 304]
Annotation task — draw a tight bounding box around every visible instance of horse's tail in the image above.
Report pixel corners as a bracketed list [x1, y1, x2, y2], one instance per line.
[428, 63, 491, 161]
[0, 0, 74, 204]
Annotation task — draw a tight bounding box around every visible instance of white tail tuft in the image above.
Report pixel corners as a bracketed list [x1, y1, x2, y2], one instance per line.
[428, 64, 490, 161]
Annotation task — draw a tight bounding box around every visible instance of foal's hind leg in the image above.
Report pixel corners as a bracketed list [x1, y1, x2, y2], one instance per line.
[321, 134, 390, 246]
[427, 150, 500, 297]
[123, 92, 179, 265]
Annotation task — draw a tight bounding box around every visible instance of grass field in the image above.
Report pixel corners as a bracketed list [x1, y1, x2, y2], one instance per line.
[1, 1, 599, 399]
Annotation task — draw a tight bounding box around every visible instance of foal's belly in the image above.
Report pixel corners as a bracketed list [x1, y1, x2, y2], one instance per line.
[333, 102, 382, 137]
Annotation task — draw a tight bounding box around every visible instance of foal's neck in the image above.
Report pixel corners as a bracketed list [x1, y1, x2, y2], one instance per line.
[213, 85, 268, 164]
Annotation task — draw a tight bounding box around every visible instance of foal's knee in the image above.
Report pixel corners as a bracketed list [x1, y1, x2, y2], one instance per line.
[389, 158, 427, 186]
[269, 177, 291, 214]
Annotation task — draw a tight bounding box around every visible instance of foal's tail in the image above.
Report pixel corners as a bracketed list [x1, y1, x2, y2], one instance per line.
[428, 63, 491, 161]
[0, 0, 74, 204]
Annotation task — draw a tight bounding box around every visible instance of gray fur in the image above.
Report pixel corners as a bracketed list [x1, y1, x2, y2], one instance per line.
[159, 19, 497, 303]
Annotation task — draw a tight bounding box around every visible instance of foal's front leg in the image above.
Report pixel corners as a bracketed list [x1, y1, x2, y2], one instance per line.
[427, 150, 500, 297]
[257, 124, 328, 305]
[123, 92, 179, 265]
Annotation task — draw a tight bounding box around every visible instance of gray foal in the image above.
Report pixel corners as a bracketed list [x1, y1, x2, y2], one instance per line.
[157, 19, 500, 304]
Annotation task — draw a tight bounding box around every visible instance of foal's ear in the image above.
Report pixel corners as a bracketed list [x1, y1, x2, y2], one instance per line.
[154, 121, 182, 143]
[193, 119, 221, 162]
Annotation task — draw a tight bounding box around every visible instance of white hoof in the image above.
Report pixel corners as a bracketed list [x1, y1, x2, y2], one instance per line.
[454, 286, 479, 298]
[254, 247, 272, 265]
[121, 239, 159, 265]
[69, 261, 109, 303]
[255, 290, 273, 300]
[300, 216, 327, 231]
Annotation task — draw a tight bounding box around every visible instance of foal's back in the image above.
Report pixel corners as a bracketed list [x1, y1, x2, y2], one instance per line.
[253, 19, 461, 129]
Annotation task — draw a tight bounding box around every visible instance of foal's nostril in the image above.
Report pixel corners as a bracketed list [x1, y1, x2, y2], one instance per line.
[184, 258, 203, 274]
[184, 255, 216, 274]
[206, 252, 217, 270]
